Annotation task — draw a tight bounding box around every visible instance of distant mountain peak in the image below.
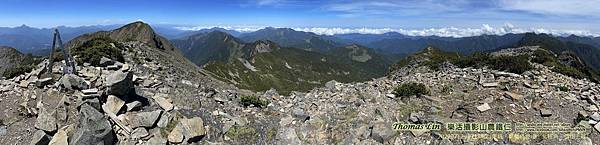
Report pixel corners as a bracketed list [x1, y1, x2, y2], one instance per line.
[241, 40, 280, 60]
[67, 21, 178, 54]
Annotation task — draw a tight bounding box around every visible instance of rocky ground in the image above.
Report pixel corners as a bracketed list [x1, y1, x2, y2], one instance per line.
[1, 42, 599, 145]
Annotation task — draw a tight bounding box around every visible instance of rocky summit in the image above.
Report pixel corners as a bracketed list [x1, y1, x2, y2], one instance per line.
[0, 22, 599, 145]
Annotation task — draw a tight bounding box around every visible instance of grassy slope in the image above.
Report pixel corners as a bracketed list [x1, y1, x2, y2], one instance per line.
[204, 48, 382, 94]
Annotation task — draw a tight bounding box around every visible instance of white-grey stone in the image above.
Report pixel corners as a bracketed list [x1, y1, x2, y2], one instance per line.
[153, 96, 173, 111]
[125, 101, 142, 111]
[591, 112, 600, 121]
[477, 103, 492, 112]
[30, 130, 50, 145]
[127, 110, 162, 128]
[34, 107, 57, 132]
[540, 109, 552, 117]
[102, 95, 125, 115]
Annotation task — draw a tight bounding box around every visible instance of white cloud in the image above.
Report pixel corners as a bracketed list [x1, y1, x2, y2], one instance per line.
[174, 25, 265, 33]
[295, 23, 600, 37]
[175, 23, 600, 37]
[323, 0, 476, 17]
[499, 0, 600, 16]
[255, 0, 283, 6]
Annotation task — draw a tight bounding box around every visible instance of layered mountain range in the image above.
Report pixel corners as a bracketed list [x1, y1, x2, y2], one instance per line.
[172, 31, 397, 94]
[0, 21, 599, 144]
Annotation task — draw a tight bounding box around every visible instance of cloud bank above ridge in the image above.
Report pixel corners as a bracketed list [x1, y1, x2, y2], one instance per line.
[175, 23, 600, 38]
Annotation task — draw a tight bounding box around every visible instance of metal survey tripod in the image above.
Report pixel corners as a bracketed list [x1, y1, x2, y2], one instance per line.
[46, 29, 76, 76]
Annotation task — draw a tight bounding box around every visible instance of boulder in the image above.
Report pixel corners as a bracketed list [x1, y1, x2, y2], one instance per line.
[36, 78, 53, 88]
[153, 96, 174, 111]
[166, 117, 206, 143]
[59, 74, 89, 90]
[48, 127, 68, 145]
[105, 71, 134, 96]
[181, 117, 206, 142]
[34, 107, 57, 132]
[125, 101, 142, 111]
[371, 121, 396, 143]
[157, 112, 173, 128]
[147, 135, 168, 145]
[126, 110, 162, 128]
[276, 127, 301, 145]
[30, 130, 50, 145]
[69, 104, 114, 145]
[102, 95, 125, 115]
[168, 123, 184, 144]
[130, 127, 149, 139]
[591, 112, 600, 121]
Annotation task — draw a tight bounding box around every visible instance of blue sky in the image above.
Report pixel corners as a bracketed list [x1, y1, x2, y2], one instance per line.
[1, 0, 600, 36]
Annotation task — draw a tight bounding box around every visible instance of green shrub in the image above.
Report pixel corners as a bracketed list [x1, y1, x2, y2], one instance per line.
[393, 82, 430, 97]
[487, 55, 533, 74]
[451, 53, 532, 74]
[240, 95, 269, 108]
[50, 49, 64, 62]
[557, 85, 569, 92]
[3, 65, 33, 79]
[72, 37, 124, 66]
[225, 126, 258, 141]
[452, 52, 490, 68]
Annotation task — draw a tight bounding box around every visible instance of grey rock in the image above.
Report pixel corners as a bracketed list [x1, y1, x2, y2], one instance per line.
[49, 127, 68, 145]
[106, 65, 120, 70]
[105, 71, 134, 96]
[36, 78, 53, 88]
[540, 109, 552, 117]
[0, 125, 6, 136]
[157, 112, 173, 128]
[59, 74, 89, 90]
[505, 92, 523, 101]
[477, 103, 492, 112]
[77, 97, 102, 111]
[127, 110, 162, 128]
[81, 88, 99, 95]
[119, 64, 130, 72]
[292, 108, 309, 122]
[409, 112, 422, 123]
[181, 117, 206, 142]
[167, 122, 184, 144]
[371, 121, 396, 143]
[131, 127, 149, 139]
[99, 57, 114, 67]
[69, 104, 114, 145]
[34, 107, 57, 132]
[146, 135, 167, 145]
[125, 101, 142, 112]
[481, 82, 499, 87]
[591, 112, 600, 121]
[595, 123, 600, 133]
[276, 127, 301, 145]
[30, 130, 50, 145]
[153, 95, 173, 111]
[102, 95, 125, 115]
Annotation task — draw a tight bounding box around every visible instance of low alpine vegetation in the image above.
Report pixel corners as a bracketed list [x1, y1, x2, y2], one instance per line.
[453, 53, 533, 74]
[2, 54, 42, 79]
[393, 82, 430, 97]
[72, 37, 125, 66]
[240, 95, 270, 108]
